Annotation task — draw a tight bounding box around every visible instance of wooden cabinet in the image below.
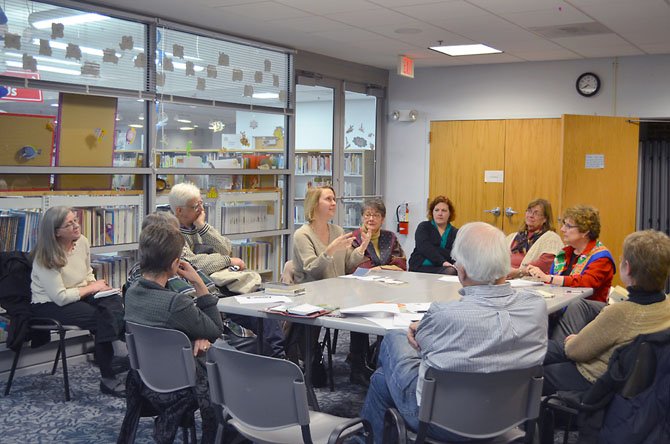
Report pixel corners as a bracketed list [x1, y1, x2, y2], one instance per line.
[429, 115, 639, 285]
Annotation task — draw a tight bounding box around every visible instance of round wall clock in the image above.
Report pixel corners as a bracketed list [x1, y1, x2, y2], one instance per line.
[576, 72, 601, 97]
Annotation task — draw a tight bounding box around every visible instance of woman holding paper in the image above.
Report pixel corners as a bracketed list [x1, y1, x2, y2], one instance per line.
[292, 185, 370, 385]
[408, 195, 458, 275]
[31, 206, 126, 397]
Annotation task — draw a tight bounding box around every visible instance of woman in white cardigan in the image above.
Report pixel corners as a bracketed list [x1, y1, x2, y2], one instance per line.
[506, 198, 564, 279]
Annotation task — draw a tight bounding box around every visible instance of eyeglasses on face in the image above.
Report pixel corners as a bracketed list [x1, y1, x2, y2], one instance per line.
[183, 200, 204, 210]
[59, 219, 79, 230]
[363, 212, 382, 219]
[559, 219, 578, 230]
[525, 209, 544, 217]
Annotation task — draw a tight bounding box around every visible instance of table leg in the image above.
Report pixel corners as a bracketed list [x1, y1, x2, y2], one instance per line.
[256, 319, 264, 355]
[304, 325, 320, 411]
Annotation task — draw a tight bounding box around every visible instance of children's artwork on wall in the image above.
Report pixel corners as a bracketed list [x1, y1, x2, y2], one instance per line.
[279, 90, 287, 102]
[103, 49, 119, 64]
[240, 132, 250, 147]
[3, 32, 20, 49]
[119, 35, 133, 50]
[346, 125, 353, 133]
[264, 59, 271, 72]
[22, 54, 37, 71]
[273, 74, 279, 87]
[81, 61, 101, 77]
[196, 78, 206, 91]
[352, 136, 367, 148]
[65, 43, 82, 60]
[232, 69, 243, 81]
[17, 146, 41, 161]
[243, 85, 253, 97]
[134, 52, 146, 68]
[39, 39, 51, 56]
[185, 61, 195, 76]
[156, 72, 166, 87]
[207, 65, 217, 78]
[51, 23, 64, 39]
[173, 44, 184, 59]
[254, 71, 263, 83]
[218, 52, 229, 66]
[126, 127, 137, 144]
[163, 56, 174, 72]
[249, 120, 258, 129]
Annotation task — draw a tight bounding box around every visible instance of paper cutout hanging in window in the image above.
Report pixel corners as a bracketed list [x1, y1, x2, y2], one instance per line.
[279, 90, 287, 103]
[134, 52, 146, 68]
[66, 43, 82, 60]
[156, 72, 166, 87]
[81, 61, 101, 77]
[197, 78, 206, 91]
[163, 56, 174, 72]
[173, 44, 184, 59]
[22, 54, 37, 72]
[207, 65, 217, 78]
[243, 85, 253, 97]
[254, 71, 263, 83]
[218, 52, 229, 66]
[232, 69, 243, 81]
[51, 23, 64, 39]
[264, 59, 271, 72]
[119, 36, 133, 50]
[4, 32, 20, 49]
[39, 39, 52, 56]
[185, 61, 195, 76]
[103, 49, 119, 64]
[273, 74, 279, 87]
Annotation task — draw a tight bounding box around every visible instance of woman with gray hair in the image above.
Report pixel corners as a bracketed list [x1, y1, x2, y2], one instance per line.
[351, 198, 406, 271]
[31, 206, 125, 397]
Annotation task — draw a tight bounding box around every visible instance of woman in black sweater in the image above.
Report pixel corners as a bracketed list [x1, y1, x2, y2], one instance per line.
[408, 196, 458, 275]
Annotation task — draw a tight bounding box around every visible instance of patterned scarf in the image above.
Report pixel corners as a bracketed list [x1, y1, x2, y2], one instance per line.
[510, 228, 546, 254]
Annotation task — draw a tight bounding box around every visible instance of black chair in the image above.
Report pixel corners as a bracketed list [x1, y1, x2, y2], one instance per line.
[384, 366, 544, 444]
[539, 340, 658, 444]
[119, 322, 198, 444]
[1, 251, 82, 402]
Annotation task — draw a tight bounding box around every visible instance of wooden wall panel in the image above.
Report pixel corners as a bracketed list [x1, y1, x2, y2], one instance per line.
[503, 119, 562, 233]
[561, 114, 640, 285]
[430, 120, 505, 228]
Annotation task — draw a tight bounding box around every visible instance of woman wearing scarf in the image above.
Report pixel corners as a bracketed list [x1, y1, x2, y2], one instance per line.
[506, 198, 564, 279]
[408, 196, 458, 275]
[351, 198, 406, 271]
[528, 205, 615, 302]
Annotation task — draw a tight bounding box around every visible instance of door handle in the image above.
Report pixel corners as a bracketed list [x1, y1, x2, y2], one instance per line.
[484, 207, 501, 217]
[505, 207, 518, 217]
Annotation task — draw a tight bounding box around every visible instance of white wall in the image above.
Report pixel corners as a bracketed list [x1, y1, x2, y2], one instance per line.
[384, 54, 670, 254]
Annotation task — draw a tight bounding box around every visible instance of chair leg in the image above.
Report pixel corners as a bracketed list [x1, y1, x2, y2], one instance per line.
[332, 329, 338, 353]
[58, 330, 71, 401]
[562, 414, 572, 444]
[51, 340, 62, 375]
[4, 344, 23, 396]
[324, 329, 335, 392]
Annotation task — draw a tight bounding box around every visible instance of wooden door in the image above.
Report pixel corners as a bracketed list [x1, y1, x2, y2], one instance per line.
[502, 119, 563, 233]
[430, 120, 505, 228]
[561, 115, 639, 285]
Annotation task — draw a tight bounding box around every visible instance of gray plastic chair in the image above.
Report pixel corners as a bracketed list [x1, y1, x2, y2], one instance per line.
[384, 366, 544, 444]
[123, 322, 198, 443]
[206, 343, 373, 444]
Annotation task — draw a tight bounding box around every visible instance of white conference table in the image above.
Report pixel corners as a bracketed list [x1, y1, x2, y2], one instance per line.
[217, 270, 592, 410]
[217, 270, 592, 337]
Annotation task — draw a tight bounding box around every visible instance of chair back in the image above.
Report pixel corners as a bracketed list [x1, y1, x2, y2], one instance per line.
[281, 260, 295, 284]
[125, 322, 197, 393]
[419, 365, 543, 440]
[206, 343, 311, 429]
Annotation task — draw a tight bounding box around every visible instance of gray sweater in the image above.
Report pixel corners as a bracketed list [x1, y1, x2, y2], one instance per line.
[124, 278, 224, 342]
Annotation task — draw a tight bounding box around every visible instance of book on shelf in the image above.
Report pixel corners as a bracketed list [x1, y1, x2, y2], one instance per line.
[0, 209, 41, 252]
[263, 282, 306, 296]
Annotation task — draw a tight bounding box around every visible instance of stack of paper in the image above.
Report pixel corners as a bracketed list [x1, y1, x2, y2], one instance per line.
[263, 282, 306, 296]
[340, 303, 400, 317]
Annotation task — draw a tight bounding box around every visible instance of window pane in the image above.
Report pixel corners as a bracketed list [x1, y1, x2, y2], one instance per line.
[154, 101, 286, 170]
[156, 27, 290, 108]
[343, 91, 376, 198]
[0, 0, 146, 90]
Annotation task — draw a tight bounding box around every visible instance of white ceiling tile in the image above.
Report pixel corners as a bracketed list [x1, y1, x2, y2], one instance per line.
[274, 0, 378, 15]
[266, 15, 352, 33]
[366, 24, 469, 46]
[640, 43, 670, 54]
[509, 49, 582, 61]
[394, 1, 490, 23]
[325, 8, 424, 28]
[214, 1, 313, 21]
[468, 0, 568, 14]
[503, 7, 592, 28]
[310, 28, 386, 43]
[552, 34, 644, 57]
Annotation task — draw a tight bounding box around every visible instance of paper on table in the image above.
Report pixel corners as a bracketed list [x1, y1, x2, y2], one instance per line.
[340, 303, 400, 317]
[438, 275, 460, 283]
[404, 303, 431, 313]
[507, 279, 543, 287]
[364, 317, 403, 330]
[94, 288, 121, 299]
[534, 289, 555, 299]
[393, 312, 424, 327]
[235, 295, 292, 304]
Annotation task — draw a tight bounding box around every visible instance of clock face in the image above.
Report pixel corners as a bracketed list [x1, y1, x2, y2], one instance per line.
[576, 73, 600, 97]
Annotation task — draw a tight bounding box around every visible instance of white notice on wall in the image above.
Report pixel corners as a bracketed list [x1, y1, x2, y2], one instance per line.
[484, 170, 504, 183]
[585, 154, 605, 169]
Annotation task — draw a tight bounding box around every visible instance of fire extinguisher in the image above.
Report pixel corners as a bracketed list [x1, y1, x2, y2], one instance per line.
[396, 203, 409, 235]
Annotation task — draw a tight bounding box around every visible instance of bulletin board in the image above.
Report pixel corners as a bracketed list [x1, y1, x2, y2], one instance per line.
[0, 113, 55, 190]
[55, 93, 117, 190]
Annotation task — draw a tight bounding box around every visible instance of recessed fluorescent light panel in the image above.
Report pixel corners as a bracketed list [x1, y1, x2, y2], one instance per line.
[429, 43, 502, 56]
[32, 12, 110, 30]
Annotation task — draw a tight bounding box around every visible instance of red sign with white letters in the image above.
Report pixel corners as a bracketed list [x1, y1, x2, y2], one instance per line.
[1, 71, 43, 102]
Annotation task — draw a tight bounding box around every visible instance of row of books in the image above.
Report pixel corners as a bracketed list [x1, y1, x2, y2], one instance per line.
[0, 209, 41, 253]
[295, 154, 332, 175]
[231, 240, 273, 272]
[220, 204, 277, 234]
[344, 152, 363, 175]
[91, 254, 135, 289]
[72, 206, 138, 247]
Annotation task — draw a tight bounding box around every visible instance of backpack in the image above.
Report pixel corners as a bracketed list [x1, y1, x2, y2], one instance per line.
[0, 251, 48, 351]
